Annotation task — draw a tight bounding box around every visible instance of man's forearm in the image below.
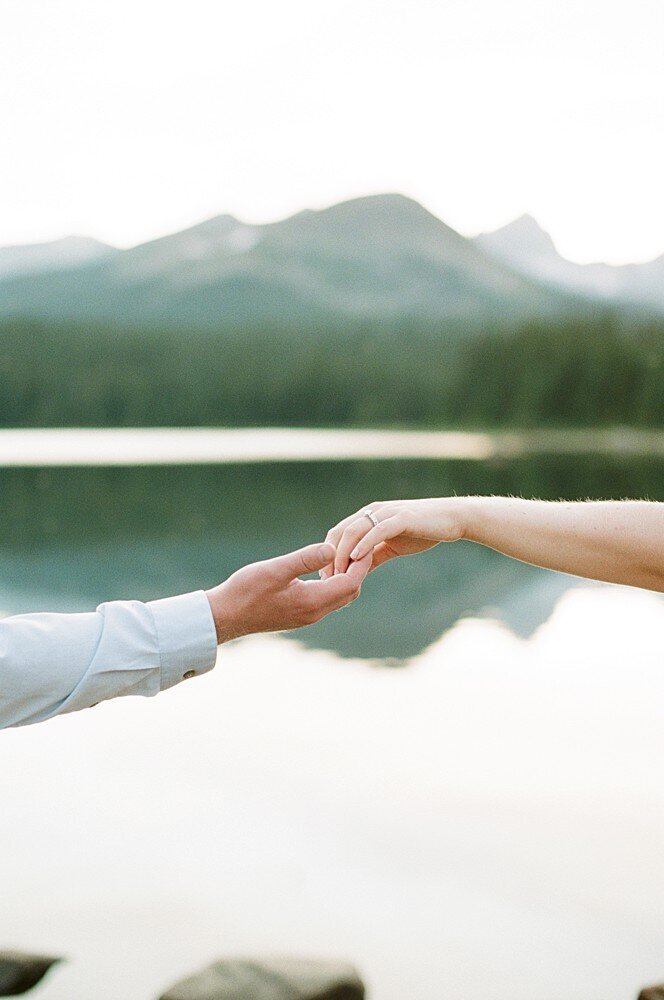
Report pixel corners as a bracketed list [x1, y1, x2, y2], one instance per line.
[1, 540, 367, 730]
[463, 498, 664, 592]
[0, 591, 218, 729]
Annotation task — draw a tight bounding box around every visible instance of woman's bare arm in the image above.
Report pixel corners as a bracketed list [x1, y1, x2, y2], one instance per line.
[464, 498, 664, 591]
[325, 497, 664, 593]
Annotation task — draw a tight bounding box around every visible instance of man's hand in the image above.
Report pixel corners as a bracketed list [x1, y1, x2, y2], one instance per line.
[205, 542, 372, 644]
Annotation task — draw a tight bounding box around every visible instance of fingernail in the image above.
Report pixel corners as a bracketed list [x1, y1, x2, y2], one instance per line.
[350, 547, 360, 560]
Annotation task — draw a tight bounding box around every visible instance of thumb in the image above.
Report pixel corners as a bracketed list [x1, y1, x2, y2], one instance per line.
[271, 542, 337, 582]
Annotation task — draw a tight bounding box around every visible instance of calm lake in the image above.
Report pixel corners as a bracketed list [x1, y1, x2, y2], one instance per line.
[2, 428, 664, 1000]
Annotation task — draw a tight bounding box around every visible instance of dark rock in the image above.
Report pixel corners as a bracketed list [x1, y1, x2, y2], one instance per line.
[0, 951, 61, 996]
[159, 956, 365, 1000]
[639, 988, 664, 1000]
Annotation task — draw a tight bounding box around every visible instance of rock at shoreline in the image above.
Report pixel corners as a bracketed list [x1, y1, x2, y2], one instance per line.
[639, 988, 664, 999]
[0, 951, 61, 996]
[159, 956, 365, 1000]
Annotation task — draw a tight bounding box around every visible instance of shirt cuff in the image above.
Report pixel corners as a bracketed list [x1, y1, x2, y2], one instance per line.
[147, 590, 218, 692]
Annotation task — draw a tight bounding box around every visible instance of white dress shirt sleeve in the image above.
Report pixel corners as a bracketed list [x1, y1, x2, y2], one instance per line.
[0, 590, 218, 729]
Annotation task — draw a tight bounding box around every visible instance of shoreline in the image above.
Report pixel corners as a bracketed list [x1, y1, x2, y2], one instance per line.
[0, 425, 663, 467]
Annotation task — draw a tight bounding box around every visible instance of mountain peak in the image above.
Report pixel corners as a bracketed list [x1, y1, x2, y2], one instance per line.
[0, 234, 116, 279]
[474, 214, 664, 310]
[476, 214, 557, 259]
[503, 212, 543, 231]
[120, 212, 261, 268]
[315, 192, 441, 224]
[267, 192, 464, 259]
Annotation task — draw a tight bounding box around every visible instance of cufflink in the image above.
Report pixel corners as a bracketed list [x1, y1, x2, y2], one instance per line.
[182, 670, 196, 680]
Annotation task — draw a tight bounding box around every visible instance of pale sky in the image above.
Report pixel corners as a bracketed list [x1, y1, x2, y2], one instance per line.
[1, 0, 662, 264]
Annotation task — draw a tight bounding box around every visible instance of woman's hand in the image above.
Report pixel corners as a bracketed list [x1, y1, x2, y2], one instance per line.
[321, 498, 469, 577]
[323, 496, 664, 592]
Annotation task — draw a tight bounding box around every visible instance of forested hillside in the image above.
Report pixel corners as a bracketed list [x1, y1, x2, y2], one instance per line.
[1, 313, 662, 428]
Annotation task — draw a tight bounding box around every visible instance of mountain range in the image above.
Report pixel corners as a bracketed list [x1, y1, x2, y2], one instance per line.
[0, 195, 661, 329]
[475, 214, 664, 314]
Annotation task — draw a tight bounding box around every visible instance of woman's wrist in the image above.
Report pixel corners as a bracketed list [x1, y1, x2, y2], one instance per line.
[454, 495, 494, 545]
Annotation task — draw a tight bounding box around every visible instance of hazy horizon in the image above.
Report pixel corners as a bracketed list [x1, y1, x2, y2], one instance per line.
[2, 0, 662, 265]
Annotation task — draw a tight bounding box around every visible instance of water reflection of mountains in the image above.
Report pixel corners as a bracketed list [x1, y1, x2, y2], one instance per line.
[1, 455, 663, 660]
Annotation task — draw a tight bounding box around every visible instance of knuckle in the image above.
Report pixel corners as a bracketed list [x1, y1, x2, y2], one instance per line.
[237, 563, 261, 586]
[302, 594, 325, 622]
[298, 590, 315, 612]
[305, 605, 323, 625]
[298, 555, 315, 576]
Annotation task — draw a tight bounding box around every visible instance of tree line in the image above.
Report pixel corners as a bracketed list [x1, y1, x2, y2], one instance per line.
[0, 312, 662, 428]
